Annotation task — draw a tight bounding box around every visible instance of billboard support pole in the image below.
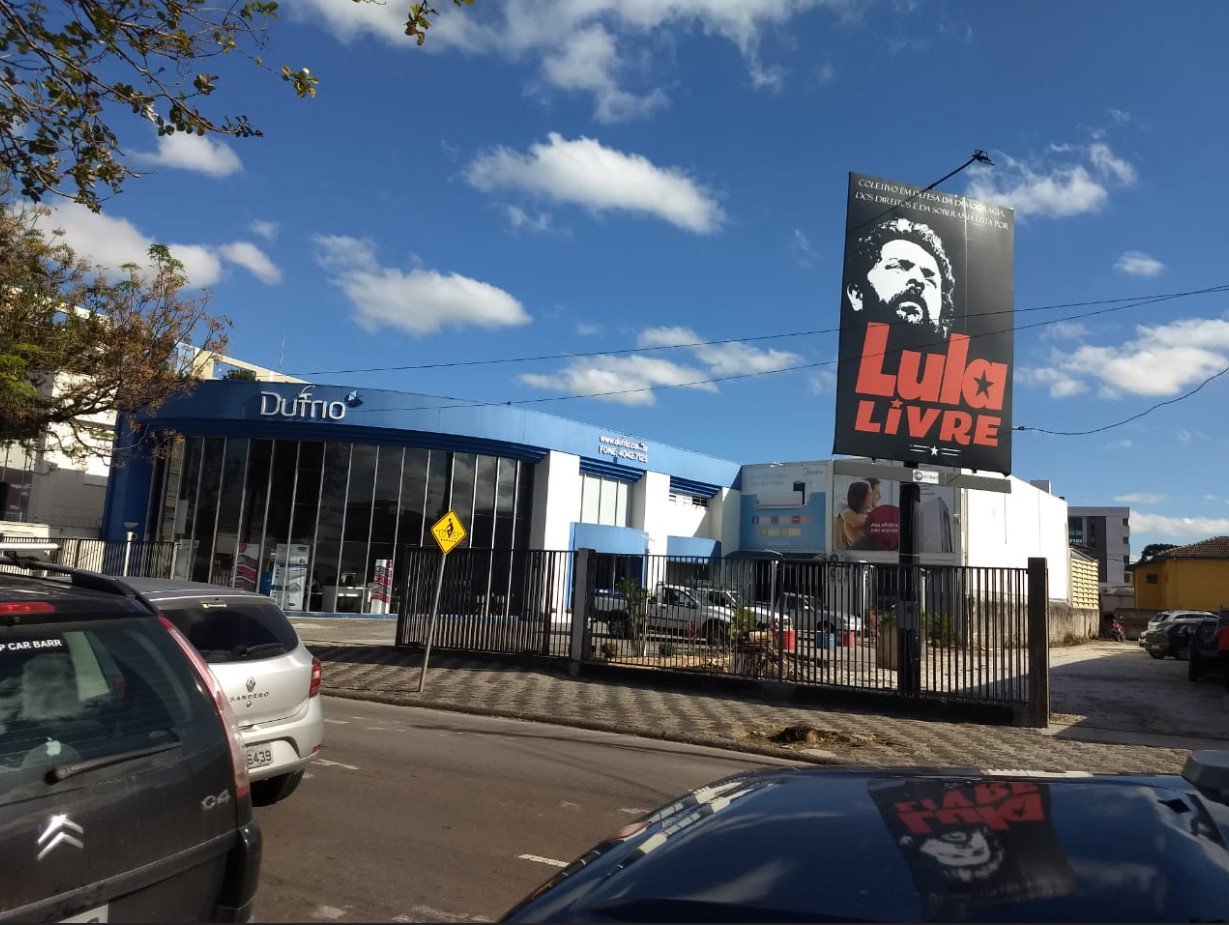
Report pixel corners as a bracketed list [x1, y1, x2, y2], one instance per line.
[898, 470, 922, 696]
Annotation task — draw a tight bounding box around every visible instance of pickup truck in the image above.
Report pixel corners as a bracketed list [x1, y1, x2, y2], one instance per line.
[593, 583, 740, 644]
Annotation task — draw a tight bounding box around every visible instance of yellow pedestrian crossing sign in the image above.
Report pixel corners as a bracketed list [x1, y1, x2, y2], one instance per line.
[430, 510, 467, 554]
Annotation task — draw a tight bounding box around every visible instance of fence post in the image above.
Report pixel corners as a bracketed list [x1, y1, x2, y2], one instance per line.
[1026, 557, 1050, 728]
[569, 548, 594, 673]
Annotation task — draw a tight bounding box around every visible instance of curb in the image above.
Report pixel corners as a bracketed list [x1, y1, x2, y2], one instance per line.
[322, 684, 840, 767]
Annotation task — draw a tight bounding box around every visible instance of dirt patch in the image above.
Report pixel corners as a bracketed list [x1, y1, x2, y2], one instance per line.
[767, 723, 899, 751]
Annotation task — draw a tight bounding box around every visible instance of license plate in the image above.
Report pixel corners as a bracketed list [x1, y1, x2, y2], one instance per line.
[62, 905, 108, 923]
[246, 744, 274, 769]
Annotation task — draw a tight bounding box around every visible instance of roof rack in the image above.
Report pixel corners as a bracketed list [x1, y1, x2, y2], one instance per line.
[0, 552, 153, 610]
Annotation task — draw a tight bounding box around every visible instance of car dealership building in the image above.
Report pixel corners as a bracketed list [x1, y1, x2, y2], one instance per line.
[101, 379, 1069, 613]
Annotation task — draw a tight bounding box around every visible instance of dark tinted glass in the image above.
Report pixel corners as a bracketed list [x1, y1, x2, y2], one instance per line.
[210, 437, 250, 585]
[158, 597, 299, 663]
[0, 619, 216, 803]
[424, 449, 449, 524]
[313, 442, 350, 590]
[399, 448, 428, 548]
[450, 453, 476, 549]
[190, 438, 226, 581]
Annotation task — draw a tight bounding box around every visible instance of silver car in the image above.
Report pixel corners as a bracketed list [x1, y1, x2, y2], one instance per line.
[1139, 609, 1215, 647]
[124, 578, 324, 805]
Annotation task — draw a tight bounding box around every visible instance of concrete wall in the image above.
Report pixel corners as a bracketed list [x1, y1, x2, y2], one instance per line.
[1134, 558, 1229, 612]
[1047, 601, 1098, 644]
[629, 470, 671, 556]
[966, 477, 1071, 601]
[530, 451, 581, 551]
[662, 492, 707, 539]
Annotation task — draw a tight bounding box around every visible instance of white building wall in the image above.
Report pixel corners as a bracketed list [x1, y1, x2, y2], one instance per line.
[529, 451, 581, 550]
[629, 470, 671, 555]
[662, 493, 707, 539]
[965, 477, 1070, 601]
[701, 488, 740, 549]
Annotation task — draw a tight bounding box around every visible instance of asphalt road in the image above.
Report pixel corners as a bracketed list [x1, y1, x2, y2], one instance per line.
[254, 696, 795, 923]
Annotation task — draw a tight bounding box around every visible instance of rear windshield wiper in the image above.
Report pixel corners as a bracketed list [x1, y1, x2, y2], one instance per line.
[46, 739, 181, 784]
[232, 642, 287, 659]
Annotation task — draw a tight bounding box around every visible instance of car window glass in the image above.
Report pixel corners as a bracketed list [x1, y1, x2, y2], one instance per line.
[157, 597, 298, 663]
[0, 619, 214, 803]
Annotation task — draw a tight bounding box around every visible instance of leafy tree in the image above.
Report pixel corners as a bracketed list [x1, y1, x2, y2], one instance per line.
[1136, 543, 1178, 564]
[0, 0, 475, 210]
[0, 201, 229, 456]
[615, 577, 651, 658]
[222, 366, 258, 381]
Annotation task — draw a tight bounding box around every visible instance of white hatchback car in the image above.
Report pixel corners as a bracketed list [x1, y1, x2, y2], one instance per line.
[124, 578, 324, 805]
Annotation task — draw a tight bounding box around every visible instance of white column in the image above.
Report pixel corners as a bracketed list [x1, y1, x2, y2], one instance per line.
[529, 451, 581, 551]
[629, 470, 671, 556]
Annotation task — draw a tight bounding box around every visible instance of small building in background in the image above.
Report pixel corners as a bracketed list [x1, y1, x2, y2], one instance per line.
[1133, 536, 1229, 614]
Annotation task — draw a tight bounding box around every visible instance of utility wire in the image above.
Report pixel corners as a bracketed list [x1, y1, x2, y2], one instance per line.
[1015, 363, 1229, 436]
[346, 283, 1227, 419]
[293, 281, 1229, 377]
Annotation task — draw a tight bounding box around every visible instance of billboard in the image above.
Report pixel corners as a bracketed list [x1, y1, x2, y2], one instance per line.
[832, 475, 957, 557]
[833, 173, 1014, 473]
[738, 462, 829, 553]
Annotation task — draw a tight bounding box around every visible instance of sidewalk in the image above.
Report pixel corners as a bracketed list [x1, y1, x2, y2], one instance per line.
[296, 620, 1194, 774]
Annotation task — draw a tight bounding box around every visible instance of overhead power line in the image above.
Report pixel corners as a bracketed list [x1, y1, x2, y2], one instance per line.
[293, 281, 1229, 377]
[344, 282, 1229, 423]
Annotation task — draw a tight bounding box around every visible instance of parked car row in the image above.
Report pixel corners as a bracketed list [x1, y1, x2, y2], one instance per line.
[1140, 609, 1218, 660]
[0, 543, 322, 923]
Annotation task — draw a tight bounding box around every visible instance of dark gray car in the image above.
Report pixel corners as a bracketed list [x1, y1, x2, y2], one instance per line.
[0, 551, 261, 922]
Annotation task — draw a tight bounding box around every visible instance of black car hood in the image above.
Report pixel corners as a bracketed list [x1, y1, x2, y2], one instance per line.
[503, 768, 1229, 923]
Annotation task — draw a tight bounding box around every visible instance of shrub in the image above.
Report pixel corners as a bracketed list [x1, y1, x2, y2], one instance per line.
[600, 641, 618, 659]
[658, 641, 678, 658]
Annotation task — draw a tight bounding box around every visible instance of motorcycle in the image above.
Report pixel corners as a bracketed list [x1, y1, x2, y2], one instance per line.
[1099, 618, 1125, 642]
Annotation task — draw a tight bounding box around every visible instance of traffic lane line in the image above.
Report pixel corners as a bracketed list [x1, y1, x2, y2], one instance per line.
[518, 854, 569, 868]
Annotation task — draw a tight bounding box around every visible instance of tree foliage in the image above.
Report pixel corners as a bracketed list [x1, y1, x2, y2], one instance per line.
[0, 0, 474, 210]
[1137, 543, 1179, 564]
[0, 200, 229, 455]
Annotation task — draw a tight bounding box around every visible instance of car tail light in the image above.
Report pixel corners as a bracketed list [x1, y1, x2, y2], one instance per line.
[0, 601, 55, 614]
[309, 657, 322, 698]
[158, 616, 250, 799]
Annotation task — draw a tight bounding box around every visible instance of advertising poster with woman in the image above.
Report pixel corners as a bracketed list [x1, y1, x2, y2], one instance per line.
[832, 475, 957, 559]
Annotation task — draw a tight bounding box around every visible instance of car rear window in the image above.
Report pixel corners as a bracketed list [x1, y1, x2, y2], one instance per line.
[0, 618, 217, 803]
[157, 597, 299, 664]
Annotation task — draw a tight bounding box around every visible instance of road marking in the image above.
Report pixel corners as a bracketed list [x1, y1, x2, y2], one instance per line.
[315, 757, 360, 771]
[324, 719, 350, 725]
[393, 907, 490, 923]
[312, 906, 346, 920]
[518, 853, 569, 868]
[619, 807, 649, 815]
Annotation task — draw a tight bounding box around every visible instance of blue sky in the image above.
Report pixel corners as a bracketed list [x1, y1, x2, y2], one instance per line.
[35, 1, 1229, 554]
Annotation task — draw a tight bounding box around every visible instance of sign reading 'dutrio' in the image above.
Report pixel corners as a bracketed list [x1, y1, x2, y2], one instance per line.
[259, 386, 347, 421]
[598, 435, 648, 464]
[834, 173, 1015, 474]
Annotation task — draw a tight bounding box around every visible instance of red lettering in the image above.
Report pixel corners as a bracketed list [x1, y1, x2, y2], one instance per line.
[939, 411, 973, 444]
[855, 324, 896, 396]
[934, 807, 984, 827]
[897, 351, 944, 402]
[962, 359, 1009, 410]
[974, 782, 1010, 805]
[854, 400, 881, 433]
[977, 805, 1013, 831]
[942, 790, 974, 809]
[939, 334, 970, 404]
[884, 402, 902, 435]
[898, 810, 936, 835]
[973, 415, 1001, 447]
[906, 406, 941, 438]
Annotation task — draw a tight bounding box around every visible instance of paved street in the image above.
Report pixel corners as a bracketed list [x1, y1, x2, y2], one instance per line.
[255, 696, 793, 923]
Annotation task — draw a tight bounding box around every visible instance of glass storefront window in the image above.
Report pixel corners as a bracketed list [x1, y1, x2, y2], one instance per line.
[152, 436, 534, 613]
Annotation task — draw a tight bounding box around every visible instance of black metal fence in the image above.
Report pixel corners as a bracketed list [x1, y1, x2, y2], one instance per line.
[395, 547, 573, 657]
[390, 546, 1039, 716]
[579, 554, 1032, 708]
[0, 536, 180, 579]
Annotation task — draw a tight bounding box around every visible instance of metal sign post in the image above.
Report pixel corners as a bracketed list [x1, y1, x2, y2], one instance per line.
[419, 510, 467, 694]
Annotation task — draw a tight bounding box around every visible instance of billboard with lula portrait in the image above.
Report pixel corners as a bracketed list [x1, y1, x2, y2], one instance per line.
[833, 173, 1015, 474]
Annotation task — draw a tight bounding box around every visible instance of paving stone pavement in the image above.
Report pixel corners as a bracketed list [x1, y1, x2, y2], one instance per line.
[313, 644, 1192, 775]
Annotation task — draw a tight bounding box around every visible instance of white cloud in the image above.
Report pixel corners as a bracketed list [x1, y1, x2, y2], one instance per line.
[1115, 251, 1164, 277]
[1040, 320, 1090, 342]
[132, 131, 242, 177]
[312, 235, 530, 336]
[965, 141, 1136, 219]
[504, 205, 555, 234]
[35, 203, 279, 287]
[814, 61, 836, 85]
[290, 0, 848, 121]
[1105, 438, 1134, 450]
[1088, 142, 1136, 185]
[539, 25, 668, 122]
[636, 325, 801, 375]
[1113, 493, 1162, 504]
[466, 133, 724, 234]
[1107, 107, 1132, 124]
[576, 321, 605, 336]
[637, 326, 699, 348]
[249, 220, 279, 241]
[1023, 317, 1229, 398]
[1133, 512, 1229, 539]
[216, 242, 282, 284]
[808, 368, 837, 394]
[792, 228, 818, 266]
[518, 355, 716, 406]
